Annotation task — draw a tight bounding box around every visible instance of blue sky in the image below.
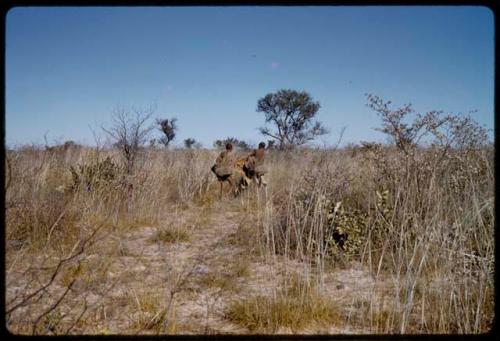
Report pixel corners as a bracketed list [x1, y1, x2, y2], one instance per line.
[5, 6, 494, 148]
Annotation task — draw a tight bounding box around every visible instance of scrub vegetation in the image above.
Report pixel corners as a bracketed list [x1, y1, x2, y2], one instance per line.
[5, 94, 493, 335]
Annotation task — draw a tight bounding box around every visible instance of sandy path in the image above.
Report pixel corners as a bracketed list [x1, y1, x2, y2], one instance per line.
[103, 200, 382, 334]
[6, 197, 383, 335]
[97, 203, 250, 334]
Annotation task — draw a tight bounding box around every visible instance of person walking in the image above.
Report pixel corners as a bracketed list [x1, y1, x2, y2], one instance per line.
[244, 142, 268, 188]
[211, 142, 236, 197]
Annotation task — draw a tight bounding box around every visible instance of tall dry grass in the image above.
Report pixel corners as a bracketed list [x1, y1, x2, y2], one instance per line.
[246, 145, 494, 333]
[5, 145, 221, 334]
[5, 140, 494, 334]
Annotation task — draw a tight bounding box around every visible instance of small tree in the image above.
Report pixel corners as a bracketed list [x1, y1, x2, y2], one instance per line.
[102, 105, 155, 174]
[156, 118, 177, 148]
[366, 94, 489, 155]
[184, 138, 196, 149]
[257, 89, 329, 149]
[213, 137, 251, 151]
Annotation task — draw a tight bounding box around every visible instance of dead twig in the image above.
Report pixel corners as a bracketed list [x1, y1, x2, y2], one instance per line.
[6, 215, 108, 315]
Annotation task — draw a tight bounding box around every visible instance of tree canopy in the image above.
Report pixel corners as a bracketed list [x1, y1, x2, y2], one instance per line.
[257, 89, 328, 149]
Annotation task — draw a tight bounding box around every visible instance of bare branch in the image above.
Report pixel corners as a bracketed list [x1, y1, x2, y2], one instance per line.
[32, 275, 78, 335]
[6, 213, 109, 315]
[102, 105, 155, 174]
[332, 126, 347, 150]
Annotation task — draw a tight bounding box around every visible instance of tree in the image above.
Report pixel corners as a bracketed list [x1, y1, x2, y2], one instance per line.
[184, 138, 196, 149]
[156, 118, 177, 148]
[366, 94, 489, 155]
[102, 105, 155, 174]
[257, 89, 328, 149]
[213, 137, 251, 151]
[266, 140, 276, 150]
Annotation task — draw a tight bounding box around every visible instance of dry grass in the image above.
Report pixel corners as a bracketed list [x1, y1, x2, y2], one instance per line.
[151, 226, 191, 244]
[231, 259, 251, 278]
[252, 146, 494, 334]
[129, 293, 170, 334]
[226, 275, 342, 333]
[226, 218, 262, 257]
[5, 140, 494, 334]
[197, 258, 251, 292]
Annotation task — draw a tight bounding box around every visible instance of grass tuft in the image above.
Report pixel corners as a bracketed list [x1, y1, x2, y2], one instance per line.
[151, 226, 191, 244]
[226, 276, 342, 333]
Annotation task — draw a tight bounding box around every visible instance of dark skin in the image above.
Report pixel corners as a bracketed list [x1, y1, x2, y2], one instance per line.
[248, 148, 265, 165]
[213, 144, 235, 198]
[220, 177, 233, 198]
[245, 143, 266, 188]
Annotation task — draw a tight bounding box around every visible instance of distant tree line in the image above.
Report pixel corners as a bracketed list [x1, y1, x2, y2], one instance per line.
[98, 87, 488, 177]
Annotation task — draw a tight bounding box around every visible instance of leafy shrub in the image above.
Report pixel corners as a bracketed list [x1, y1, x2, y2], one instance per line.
[324, 201, 368, 260]
[69, 156, 119, 192]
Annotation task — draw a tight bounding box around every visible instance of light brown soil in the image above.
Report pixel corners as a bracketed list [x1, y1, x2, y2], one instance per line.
[6, 196, 386, 335]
